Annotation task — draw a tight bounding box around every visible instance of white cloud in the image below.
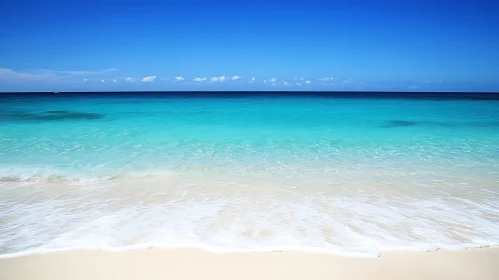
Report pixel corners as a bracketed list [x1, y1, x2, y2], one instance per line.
[193, 77, 207, 82]
[342, 79, 354, 84]
[319, 77, 330, 82]
[210, 76, 226, 82]
[175, 76, 185, 81]
[284, 82, 288, 86]
[269, 78, 277, 83]
[113, 79, 118, 83]
[250, 77, 256, 83]
[142, 76, 156, 82]
[305, 80, 311, 84]
[83, 78, 88, 82]
[272, 83, 277, 86]
[125, 77, 134, 82]
[101, 80, 105, 83]
[296, 82, 301, 86]
[232, 76, 242, 81]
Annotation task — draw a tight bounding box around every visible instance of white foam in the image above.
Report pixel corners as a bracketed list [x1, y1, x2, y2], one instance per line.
[1, 184, 498, 259]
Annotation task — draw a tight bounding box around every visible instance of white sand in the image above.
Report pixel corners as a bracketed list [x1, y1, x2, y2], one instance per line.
[1, 247, 498, 280]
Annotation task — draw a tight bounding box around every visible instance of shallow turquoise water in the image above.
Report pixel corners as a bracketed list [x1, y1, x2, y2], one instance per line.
[1, 94, 498, 178]
[1, 93, 498, 257]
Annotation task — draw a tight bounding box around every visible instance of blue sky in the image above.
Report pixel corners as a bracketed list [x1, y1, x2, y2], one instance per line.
[1, 0, 498, 92]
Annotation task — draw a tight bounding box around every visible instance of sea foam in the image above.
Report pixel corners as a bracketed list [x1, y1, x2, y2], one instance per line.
[1, 175, 498, 258]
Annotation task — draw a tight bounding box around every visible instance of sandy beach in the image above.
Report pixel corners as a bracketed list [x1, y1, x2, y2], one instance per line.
[1, 247, 498, 280]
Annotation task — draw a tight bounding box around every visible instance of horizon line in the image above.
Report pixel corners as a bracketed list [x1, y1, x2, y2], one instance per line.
[1, 90, 499, 94]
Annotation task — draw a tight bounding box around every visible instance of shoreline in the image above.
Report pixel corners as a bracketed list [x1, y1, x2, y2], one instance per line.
[1, 243, 498, 259]
[0, 244, 499, 261]
[1, 247, 498, 280]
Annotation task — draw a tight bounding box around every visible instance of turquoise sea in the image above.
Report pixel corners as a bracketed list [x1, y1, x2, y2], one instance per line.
[1, 92, 498, 257]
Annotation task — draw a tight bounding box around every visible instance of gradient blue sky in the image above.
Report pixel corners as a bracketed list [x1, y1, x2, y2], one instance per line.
[1, 0, 498, 91]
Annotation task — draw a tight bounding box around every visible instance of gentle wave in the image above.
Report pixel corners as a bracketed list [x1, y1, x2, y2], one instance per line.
[0, 175, 114, 183]
[0, 168, 116, 183]
[0, 168, 176, 183]
[2, 191, 498, 259]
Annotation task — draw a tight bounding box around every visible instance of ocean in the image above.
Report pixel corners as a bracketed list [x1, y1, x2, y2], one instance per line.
[1, 92, 498, 257]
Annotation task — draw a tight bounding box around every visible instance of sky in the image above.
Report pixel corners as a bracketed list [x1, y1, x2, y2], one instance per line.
[0, 0, 498, 92]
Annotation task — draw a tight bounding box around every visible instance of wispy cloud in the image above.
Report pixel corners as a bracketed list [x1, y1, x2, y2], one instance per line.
[0, 68, 67, 90]
[0, 67, 121, 89]
[251, 77, 256, 83]
[318, 77, 364, 86]
[269, 78, 277, 83]
[142, 76, 156, 82]
[34, 67, 118, 76]
[175, 76, 185, 81]
[0, 68, 57, 79]
[125, 77, 134, 82]
[283, 81, 288, 86]
[318, 77, 339, 83]
[113, 79, 118, 83]
[232, 76, 242, 81]
[305, 80, 311, 84]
